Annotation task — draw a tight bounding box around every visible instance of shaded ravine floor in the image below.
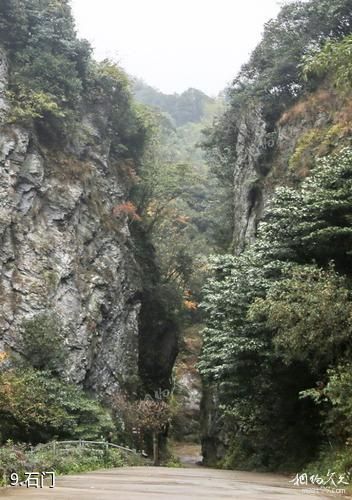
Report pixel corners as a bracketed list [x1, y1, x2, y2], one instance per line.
[1, 466, 333, 499]
[172, 442, 202, 467]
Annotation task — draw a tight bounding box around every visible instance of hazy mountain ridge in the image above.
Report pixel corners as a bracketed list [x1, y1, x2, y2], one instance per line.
[133, 79, 216, 127]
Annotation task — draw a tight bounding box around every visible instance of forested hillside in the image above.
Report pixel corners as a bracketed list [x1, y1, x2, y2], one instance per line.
[199, 0, 352, 478]
[133, 80, 216, 127]
[131, 81, 226, 443]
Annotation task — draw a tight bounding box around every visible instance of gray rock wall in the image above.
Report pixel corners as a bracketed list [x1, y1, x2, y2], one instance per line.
[0, 49, 142, 396]
[231, 103, 332, 252]
[232, 105, 268, 253]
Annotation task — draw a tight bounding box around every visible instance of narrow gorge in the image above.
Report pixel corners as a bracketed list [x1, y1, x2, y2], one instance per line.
[1, 0, 352, 493]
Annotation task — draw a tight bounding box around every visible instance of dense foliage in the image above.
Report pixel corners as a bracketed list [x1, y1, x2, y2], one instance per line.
[200, 0, 352, 472]
[0, 442, 134, 486]
[303, 34, 352, 92]
[199, 148, 352, 470]
[203, 0, 352, 190]
[232, 0, 352, 112]
[0, 0, 146, 157]
[258, 149, 352, 272]
[132, 86, 226, 332]
[0, 0, 90, 123]
[0, 367, 115, 444]
[20, 314, 66, 374]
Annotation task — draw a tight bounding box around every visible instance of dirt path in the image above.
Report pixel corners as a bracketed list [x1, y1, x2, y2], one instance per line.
[172, 442, 202, 466]
[1, 466, 332, 499]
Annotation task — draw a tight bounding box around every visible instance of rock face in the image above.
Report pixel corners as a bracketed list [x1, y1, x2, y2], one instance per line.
[0, 49, 8, 119]
[231, 100, 334, 253]
[0, 49, 144, 395]
[172, 326, 202, 442]
[232, 105, 269, 253]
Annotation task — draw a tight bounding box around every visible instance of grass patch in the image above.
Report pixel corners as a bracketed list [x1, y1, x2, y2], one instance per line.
[304, 446, 352, 494]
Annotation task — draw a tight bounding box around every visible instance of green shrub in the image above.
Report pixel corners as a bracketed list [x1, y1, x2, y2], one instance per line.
[5, 88, 65, 123]
[301, 364, 352, 444]
[304, 446, 352, 494]
[0, 0, 91, 120]
[20, 313, 67, 374]
[0, 442, 27, 485]
[0, 368, 114, 444]
[303, 35, 352, 92]
[33, 447, 125, 475]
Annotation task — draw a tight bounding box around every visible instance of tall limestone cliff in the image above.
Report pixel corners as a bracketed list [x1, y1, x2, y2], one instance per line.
[0, 21, 177, 397]
[0, 46, 143, 394]
[231, 92, 342, 252]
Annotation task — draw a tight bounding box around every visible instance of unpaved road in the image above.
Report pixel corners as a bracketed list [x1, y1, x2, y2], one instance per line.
[2, 466, 332, 499]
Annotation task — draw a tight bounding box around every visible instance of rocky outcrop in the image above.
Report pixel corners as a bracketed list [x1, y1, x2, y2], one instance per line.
[0, 49, 144, 395]
[0, 49, 8, 119]
[232, 105, 269, 253]
[231, 97, 335, 253]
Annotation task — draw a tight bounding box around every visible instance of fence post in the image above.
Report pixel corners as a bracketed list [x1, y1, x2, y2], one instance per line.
[53, 441, 56, 456]
[153, 432, 159, 466]
[104, 441, 109, 465]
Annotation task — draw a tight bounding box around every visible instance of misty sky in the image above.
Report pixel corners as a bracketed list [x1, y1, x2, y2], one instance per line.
[70, 0, 282, 96]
